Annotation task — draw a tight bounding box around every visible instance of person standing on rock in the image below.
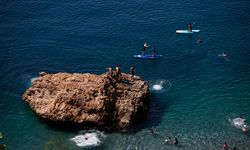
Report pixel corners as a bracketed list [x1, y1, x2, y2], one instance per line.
[115, 64, 121, 80]
[107, 67, 113, 78]
[130, 64, 135, 78]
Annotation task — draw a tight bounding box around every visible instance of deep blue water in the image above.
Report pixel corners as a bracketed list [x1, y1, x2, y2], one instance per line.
[1, 0, 250, 149]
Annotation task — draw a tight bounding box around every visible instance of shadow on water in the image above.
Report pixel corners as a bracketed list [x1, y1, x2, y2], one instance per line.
[130, 92, 171, 133]
[37, 117, 113, 133]
[33, 91, 172, 135]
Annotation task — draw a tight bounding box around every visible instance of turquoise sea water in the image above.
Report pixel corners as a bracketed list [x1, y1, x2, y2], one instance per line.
[1, 0, 250, 149]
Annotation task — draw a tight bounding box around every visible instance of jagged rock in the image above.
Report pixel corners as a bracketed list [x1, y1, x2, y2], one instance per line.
[22, 72, 149, 129]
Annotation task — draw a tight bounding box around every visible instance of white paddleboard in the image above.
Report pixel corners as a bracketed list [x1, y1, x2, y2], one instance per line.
[176, 30, 200, 34]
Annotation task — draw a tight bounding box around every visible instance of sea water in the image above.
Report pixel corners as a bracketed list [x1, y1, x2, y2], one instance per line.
[0, 0, 250, 149]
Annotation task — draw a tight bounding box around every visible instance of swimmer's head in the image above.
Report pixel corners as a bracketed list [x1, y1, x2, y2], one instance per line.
[242, 127, 248, 133]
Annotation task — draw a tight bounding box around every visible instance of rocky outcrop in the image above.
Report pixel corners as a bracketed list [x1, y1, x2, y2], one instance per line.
[22, 72, 149, 129]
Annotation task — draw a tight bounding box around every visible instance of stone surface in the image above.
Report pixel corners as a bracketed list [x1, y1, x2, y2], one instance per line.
[22, 72, 149, 129]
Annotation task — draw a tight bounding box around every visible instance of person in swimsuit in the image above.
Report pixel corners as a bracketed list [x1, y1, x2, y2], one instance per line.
[173, 138, 178, 145]
[115, 64, 121, 80]
[188, 23, 193, 32]
[130, 64, 135, 78]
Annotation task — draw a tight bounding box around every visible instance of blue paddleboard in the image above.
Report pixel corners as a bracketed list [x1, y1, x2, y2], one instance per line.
[176, 30, 200, 34]
[133, 54, 163, 59]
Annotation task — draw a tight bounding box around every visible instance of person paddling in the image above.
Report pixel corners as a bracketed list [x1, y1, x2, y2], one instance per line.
[142, 42, 149, 55]
[152, 46, 156, 57]
[188, 23, 193, 32]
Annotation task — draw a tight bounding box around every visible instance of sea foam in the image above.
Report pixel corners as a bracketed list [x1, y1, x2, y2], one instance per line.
[70, 130, 105, 147]
[153, 84, 163, 90]
[150, 80, 172, 91]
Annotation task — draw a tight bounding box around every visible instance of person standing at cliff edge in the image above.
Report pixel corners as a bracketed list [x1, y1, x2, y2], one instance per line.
[115, 64, 121, 80]
[130, 64, 135, 78]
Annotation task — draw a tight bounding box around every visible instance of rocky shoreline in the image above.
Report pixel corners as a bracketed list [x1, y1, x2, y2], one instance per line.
[22, 71, 149, 130]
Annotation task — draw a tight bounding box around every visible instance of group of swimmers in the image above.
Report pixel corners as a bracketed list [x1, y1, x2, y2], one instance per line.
[148, 128, 179, 146]
[223, 143, 239, 150]
[165, 137, 179, 145]
[222, 117, 248, 150]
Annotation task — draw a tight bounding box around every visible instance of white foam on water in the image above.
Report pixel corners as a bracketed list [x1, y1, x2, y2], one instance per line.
[153, 84, 163, 90]
[150, 80, 172, 92]
[232, 118, 247, 128]
[70, 133, 100, 147]
[229, 118, 248, 130]
[70, 130, 105, 147]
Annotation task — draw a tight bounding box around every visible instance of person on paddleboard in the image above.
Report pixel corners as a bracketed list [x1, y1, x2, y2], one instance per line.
[188, 23, 193, 32]
[152, 46, 156, 57]
[142, 42, 149, 55]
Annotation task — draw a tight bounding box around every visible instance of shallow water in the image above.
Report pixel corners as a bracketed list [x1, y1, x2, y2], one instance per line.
[1, 0, 250, 149]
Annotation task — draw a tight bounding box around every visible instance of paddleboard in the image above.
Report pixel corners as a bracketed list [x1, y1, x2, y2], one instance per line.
[133, 54, 163, 59]
[176, 30, 200, 34]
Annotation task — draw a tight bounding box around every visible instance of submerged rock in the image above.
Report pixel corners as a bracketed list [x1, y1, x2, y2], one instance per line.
[22, 72, 149, 129]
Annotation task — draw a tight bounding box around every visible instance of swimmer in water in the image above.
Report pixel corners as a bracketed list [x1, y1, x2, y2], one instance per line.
[221, 52, 226, 57]
[223, 143, 229, 150]
[173, 138, 178, 145]
[148, 128, 154, 134]
[165, 137, 171, 144]
[197, 38, 202, 43]
[239, 116, 247, 122]
[242, 127, 248, 133]
[148, 128, 158, 135]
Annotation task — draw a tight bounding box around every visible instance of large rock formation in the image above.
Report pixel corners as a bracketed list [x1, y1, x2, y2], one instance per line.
[22, 72, 149, 129]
